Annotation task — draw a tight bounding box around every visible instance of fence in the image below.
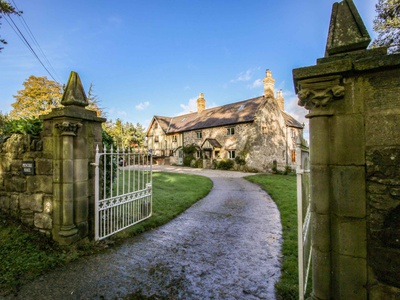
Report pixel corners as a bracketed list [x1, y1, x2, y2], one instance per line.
[93, 145, 153, 240]
[296, 137, 311, 300]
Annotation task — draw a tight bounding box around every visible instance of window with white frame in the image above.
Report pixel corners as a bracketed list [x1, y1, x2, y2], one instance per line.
[154, 136, 159, 142]
[227, 150, 236, 159]
[196, 150, 202, 158]
[172, 135, 177, 142]
[226, 127, 235, 136]
[196, 131, 202, 139]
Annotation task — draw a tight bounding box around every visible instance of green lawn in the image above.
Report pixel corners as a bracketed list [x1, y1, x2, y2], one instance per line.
[245, 173, 300, 300]
[0, 172, 213, 295]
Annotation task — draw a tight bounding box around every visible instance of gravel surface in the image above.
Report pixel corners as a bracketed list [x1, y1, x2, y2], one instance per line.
[4, 166, 282, 300]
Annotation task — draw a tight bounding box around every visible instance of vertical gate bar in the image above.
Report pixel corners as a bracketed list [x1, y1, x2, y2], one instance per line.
[122, 147, 125, 196]
[128, 148, 131, 196]
[94, 145, 100, 241]
[103, 145, 107, 200]
[116, 146, 120, 197]
[110, 145, 114, 198]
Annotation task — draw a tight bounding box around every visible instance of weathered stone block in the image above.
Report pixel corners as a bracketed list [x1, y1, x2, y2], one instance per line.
[43, 195, 52, 214]
[74, 159, 88, 182]
[27, 176, 53, 194]
[312, 212, 330, 252]
[310, 165, 330, 214]
[74, 196, 88, 224]
[332, 254, 367, 300]
[370, 246, 400, 288]
[331, 166, 366, 217]
[366, 113, 400, 147]
[309, 117, 329, 165]
[363, 68, 400, 111]
[62, 160, 74, 183]
[36, 159, 52, 175]
[332, 215, 367, 258]
[34, 212, 52, 229]
[4, 177, 26, 192]
[330, 114, 365, 165]
[20, 193, 43, 212]
[0, 195, 10, 210]
[20, 210, 34, 226]
[312, 249, 331, 300]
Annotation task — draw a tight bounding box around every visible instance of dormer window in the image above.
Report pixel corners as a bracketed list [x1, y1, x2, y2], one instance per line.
[226, 127, 235, 136]
[238, 104, 245, 111]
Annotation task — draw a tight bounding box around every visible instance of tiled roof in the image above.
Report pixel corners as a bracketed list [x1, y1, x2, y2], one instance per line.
[281, 111, 304, 128]
[153, 96, 303, 133]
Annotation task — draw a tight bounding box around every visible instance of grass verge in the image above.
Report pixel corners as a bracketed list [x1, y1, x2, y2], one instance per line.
[0, 172, 212, 295]
[245, 174, 299, 300]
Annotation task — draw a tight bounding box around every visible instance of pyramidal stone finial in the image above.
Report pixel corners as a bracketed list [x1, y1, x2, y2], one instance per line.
[61, 71, 88, 107]
[325, 0, 371, 56]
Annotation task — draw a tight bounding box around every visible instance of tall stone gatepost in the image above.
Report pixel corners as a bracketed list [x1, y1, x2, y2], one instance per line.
[41, 71, 105, 245]
[293, 0, 400, 299]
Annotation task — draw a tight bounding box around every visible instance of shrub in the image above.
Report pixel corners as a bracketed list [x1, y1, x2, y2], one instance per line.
[195, 158, 203, 168]
[217, 159, 234, 170]
[183, 154, 194, 166]
[234, 156, 246, 166]
[0, 117, 43, 139]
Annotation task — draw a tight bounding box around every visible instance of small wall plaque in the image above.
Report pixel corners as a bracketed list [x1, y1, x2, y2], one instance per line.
[22, 161, 35, 175]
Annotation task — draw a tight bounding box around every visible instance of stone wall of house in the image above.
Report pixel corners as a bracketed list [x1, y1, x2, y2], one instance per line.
[182, 97, 297, 171]
[0, 134, 53, 236]
[293, 1, 400, 296]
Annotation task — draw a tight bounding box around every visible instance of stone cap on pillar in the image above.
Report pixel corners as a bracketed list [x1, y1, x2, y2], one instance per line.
[325, 0, 371, 57]
[61, 71, 89, 107]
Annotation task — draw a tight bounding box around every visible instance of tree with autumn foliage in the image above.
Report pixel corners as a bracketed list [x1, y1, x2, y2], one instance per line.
[10, 75, 63, 119]
[372, 0, 400, 53]
[9, 75, 105, 119]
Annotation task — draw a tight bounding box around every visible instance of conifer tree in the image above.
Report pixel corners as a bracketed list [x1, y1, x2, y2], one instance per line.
[372, 0, 400, 53]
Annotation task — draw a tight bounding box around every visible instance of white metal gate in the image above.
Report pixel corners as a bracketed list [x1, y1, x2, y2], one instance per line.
[93, 145, 153, 241]
[296, 137, 311, 300]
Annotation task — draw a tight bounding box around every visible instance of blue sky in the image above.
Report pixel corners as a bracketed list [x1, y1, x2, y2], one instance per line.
[0, 0, 378, 137]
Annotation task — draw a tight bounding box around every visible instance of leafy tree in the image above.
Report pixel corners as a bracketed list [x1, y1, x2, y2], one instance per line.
[0, 0, 22, 52]
[103, 119, 146, 149]
[372, 0, 400, 53]
[10, 75, 63, 119]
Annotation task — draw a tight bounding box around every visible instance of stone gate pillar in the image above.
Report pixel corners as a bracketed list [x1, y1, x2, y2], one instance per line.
[293, 0, 400, 299]
[41, 71, 105, 245]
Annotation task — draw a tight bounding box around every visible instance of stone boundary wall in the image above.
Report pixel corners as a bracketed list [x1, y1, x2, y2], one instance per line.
[0, 134, 53, 236]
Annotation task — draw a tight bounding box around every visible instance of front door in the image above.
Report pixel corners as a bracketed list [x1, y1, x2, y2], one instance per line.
[178, 149, 183, 165]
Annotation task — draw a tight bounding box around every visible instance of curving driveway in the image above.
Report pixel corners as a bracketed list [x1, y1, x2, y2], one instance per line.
[5, 166, 282, 300]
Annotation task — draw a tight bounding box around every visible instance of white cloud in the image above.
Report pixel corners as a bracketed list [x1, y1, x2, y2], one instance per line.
[283, 90, 310, 141]
[178, 97, 198, 115]
[135, 101, 150, 110]
[231, 69, 252, 83]
[248, 78, 263, 89]
[177, 96, 218, 116]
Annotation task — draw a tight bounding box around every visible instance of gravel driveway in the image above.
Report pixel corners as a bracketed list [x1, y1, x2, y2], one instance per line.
[5, 166, 282, 300]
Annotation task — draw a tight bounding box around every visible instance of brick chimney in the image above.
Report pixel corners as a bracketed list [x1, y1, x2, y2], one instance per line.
[197, 93, 206, 113]
[276, 89, 284, 111]
[263, 69, 275, 97]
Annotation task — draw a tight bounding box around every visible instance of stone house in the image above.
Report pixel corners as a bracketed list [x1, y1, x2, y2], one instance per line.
[146, 70, 303, 171]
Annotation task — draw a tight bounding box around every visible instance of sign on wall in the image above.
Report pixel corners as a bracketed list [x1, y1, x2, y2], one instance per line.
[22, 161, 35, 175]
